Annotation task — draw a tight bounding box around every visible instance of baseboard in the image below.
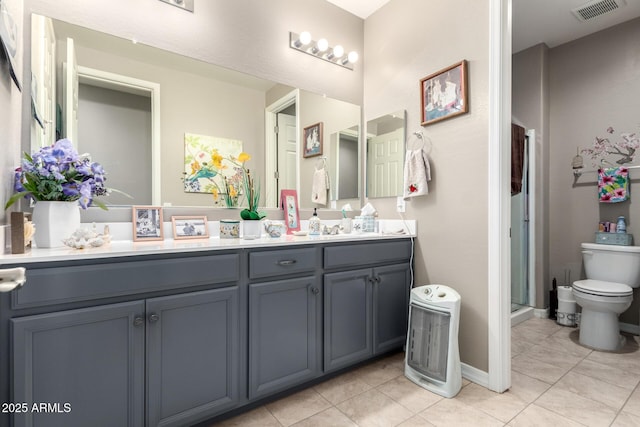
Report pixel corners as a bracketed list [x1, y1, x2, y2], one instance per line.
[620, 322, 640, 336]
[511, 307, 534, 326]
[534, 308, 549, 319]
[461, 362, 489, 389]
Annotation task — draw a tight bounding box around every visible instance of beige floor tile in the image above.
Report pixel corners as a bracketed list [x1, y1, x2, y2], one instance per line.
[622, 386, 640, 417]
[352, 358, 405, 387]
[521, 343, 583, 371]
[376, 375, 443, 413]
[537, 333, 593, 358]
[511, 354, 570, 384]
[215, 406, 283, 427]
[536, 386, 618, 427]
[511, 337, 535, 357]
[265, 388, 332, 427]
[508, 370, 550, 404]
[336, 389, 414, 427]
[291, 407, 357, 427]
[514, 318, 564, 337]
[586, 347, 640, 375]
[511, 327, 550, 345]
[573, 358, 640, 390]
[554, 371, 632, 411]
[550, 325, 579, 340]
[455, 382, 528, 423]
[313, 372, 372, 405]
[417, 398, 503, 427]
[507, 403, 584, 427]
[611, 411, 640, 427]
[398, 414, 436, 427]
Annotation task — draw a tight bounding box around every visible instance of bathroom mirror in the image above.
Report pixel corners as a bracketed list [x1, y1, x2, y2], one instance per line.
[30, 14, 362, 209]
[366, 110, 406, 198]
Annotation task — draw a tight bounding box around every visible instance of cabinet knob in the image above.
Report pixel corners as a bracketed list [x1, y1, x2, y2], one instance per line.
[374, 276, 382, 283]
[148, 313, 160, 323]
[277, 259, 297, 266]
[133, 316, 144, 327]
[310, 287, 320, 295]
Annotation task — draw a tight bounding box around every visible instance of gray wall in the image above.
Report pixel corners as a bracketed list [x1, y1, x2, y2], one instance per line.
[364, 0, 491, 371]
[548, 18, 640, 326]
[338, 134, 358, 199]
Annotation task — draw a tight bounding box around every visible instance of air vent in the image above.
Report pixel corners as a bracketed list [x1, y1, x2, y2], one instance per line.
[572, 0, 625, 21]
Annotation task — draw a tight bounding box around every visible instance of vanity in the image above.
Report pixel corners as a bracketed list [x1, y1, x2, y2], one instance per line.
[0, 234, 412, 427]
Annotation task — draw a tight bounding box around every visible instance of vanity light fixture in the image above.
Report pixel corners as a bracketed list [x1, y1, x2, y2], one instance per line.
[289, 31, 358, 70]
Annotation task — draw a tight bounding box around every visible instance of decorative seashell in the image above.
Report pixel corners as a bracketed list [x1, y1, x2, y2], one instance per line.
[62, 224, 110, 249]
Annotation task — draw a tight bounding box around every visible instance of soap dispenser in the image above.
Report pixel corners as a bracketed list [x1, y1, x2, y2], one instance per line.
[309, 208, 321, 236]
[617, 216, 627, 234]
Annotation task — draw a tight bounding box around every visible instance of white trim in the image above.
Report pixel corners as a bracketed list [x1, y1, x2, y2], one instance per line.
[511, 306, 534, 326]
[527, 129, 536, 307]
[487, 0, 512, 393]
[264, 89, 299, 207]
[534, 307, 549, 319]
[77, 66, 161, 205]
[462, 363, 490, 389]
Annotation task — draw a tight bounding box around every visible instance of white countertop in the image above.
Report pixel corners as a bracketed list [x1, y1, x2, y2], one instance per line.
[0, 220, 415, 265]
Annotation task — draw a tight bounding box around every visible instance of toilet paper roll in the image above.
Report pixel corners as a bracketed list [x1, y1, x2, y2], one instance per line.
[557, 285, 575, 302]
[557, 300, 576, 314]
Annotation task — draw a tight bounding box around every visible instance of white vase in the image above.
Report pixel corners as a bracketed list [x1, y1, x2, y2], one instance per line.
[242, 220, 263, 239]
[32, 201, 81, 248]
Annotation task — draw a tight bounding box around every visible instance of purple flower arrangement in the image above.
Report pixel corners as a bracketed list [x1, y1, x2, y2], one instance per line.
[5, 139, 110, 210]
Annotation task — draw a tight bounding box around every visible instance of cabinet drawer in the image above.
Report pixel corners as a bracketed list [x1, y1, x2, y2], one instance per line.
[13, 254, 240, 309]
[249, 248, 316, 279]
[324, 240, 411, 269]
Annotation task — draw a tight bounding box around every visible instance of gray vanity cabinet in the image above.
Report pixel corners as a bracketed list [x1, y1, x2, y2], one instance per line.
[247, 247, 321, 399]
[11, 287, 239, 427]
[146, 287, 239, 427]
[372, 263, 412, 354]
[11, 301, 146, 427]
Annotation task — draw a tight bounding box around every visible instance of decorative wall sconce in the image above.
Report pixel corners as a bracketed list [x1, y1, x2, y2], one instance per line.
[289, 31, 358, 70]
[158, 0, 194, 13]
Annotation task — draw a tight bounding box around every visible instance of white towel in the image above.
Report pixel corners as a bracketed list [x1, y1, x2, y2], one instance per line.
[403, 148, 431, 200]
[312, 167, 330, 205]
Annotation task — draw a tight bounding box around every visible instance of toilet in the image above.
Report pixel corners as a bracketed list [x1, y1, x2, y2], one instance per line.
[572, 242, 640, 351]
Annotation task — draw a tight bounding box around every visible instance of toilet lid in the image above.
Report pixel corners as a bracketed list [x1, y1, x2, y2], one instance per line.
[573, 279, 633, 296]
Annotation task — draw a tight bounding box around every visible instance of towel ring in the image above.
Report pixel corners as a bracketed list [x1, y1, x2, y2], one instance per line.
[407, 131, 431, 153]
[316, 156, 327, 169]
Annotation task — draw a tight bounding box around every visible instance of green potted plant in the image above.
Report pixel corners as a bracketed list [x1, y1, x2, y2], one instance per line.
[232, 152, 265, 237]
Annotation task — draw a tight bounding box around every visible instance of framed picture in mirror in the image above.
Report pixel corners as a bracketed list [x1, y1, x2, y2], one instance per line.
[280, 189, 300, 234]
[171, 215, 209, 240]
[420, 60, 468, 126]
[132, 206, 164, 241]
[303, 122, 323, 158]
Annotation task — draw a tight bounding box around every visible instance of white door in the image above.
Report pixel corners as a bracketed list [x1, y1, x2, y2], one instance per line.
[277, 113, 297, 192]
[63, 37, 79, 147]
[367, 128, 404, 198]
[30, 14, 56, 148]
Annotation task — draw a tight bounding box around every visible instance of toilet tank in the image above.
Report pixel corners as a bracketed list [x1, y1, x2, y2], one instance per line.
[581, 243, 640, 287]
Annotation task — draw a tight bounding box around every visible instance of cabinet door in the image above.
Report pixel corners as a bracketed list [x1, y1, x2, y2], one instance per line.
[373, 263, 411, 354]
[146, 287, 239, 427]
[323, 268, 373, 372]
[249, 277, 320, 399]
[12, 301, 145, 427]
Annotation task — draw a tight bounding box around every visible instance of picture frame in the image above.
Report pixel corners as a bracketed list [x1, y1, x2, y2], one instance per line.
[132, 206, 164, 241]
[420, 60, 468, 126]
[280, 189, 300, 234]
[303, 122, 323, 158]
[171, 216, 209, 240]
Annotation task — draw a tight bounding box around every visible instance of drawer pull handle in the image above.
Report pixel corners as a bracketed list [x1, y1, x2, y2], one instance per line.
[310, 287, 320, 295]
[133, 316, 144, 327]
[148, 313, 160, 323]
[277, 260, 297, 266]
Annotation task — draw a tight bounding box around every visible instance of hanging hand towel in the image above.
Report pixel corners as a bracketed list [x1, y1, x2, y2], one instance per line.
[312, 167, 330, 205]
[598, 167, 630, 203]
[403, 148, 431, 200]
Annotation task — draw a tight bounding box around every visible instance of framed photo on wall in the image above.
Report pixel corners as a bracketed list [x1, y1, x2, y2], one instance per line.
[132, 206, 164, 241]
[171, 215, 209, 240]
[420, 60, 468, 126]
[303, 122, 323, 158]
[280, 189, 300, 234]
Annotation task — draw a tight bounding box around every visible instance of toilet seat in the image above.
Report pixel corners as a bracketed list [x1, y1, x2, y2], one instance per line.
[573, 279, 633, 297]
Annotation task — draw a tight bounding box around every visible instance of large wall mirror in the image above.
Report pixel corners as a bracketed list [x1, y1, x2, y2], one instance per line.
[30, 14, 362, 209]
[366, 110, 406, 198]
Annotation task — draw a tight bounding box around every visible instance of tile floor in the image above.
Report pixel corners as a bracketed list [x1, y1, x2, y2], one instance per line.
[214, 318, 640, 426]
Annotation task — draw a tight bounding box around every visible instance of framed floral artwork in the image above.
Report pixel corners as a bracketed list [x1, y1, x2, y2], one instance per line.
[132, 206, 164, 241]
[171, 215, 209, 240]
[303, 122, 323, 158]
[420, 60, 468, 126]
[182, 133, 244, 206]
[280, 189, 300, 234]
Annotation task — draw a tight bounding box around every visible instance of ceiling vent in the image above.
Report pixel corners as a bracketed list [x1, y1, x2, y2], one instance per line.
[572, 0, 626, 21]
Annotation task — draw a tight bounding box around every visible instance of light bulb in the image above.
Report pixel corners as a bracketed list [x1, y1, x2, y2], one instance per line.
[316, 38, 329, 53]
[347, 51, 359, 63]
[299, 31, 312, 45]
[332, 45, 344, 59]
